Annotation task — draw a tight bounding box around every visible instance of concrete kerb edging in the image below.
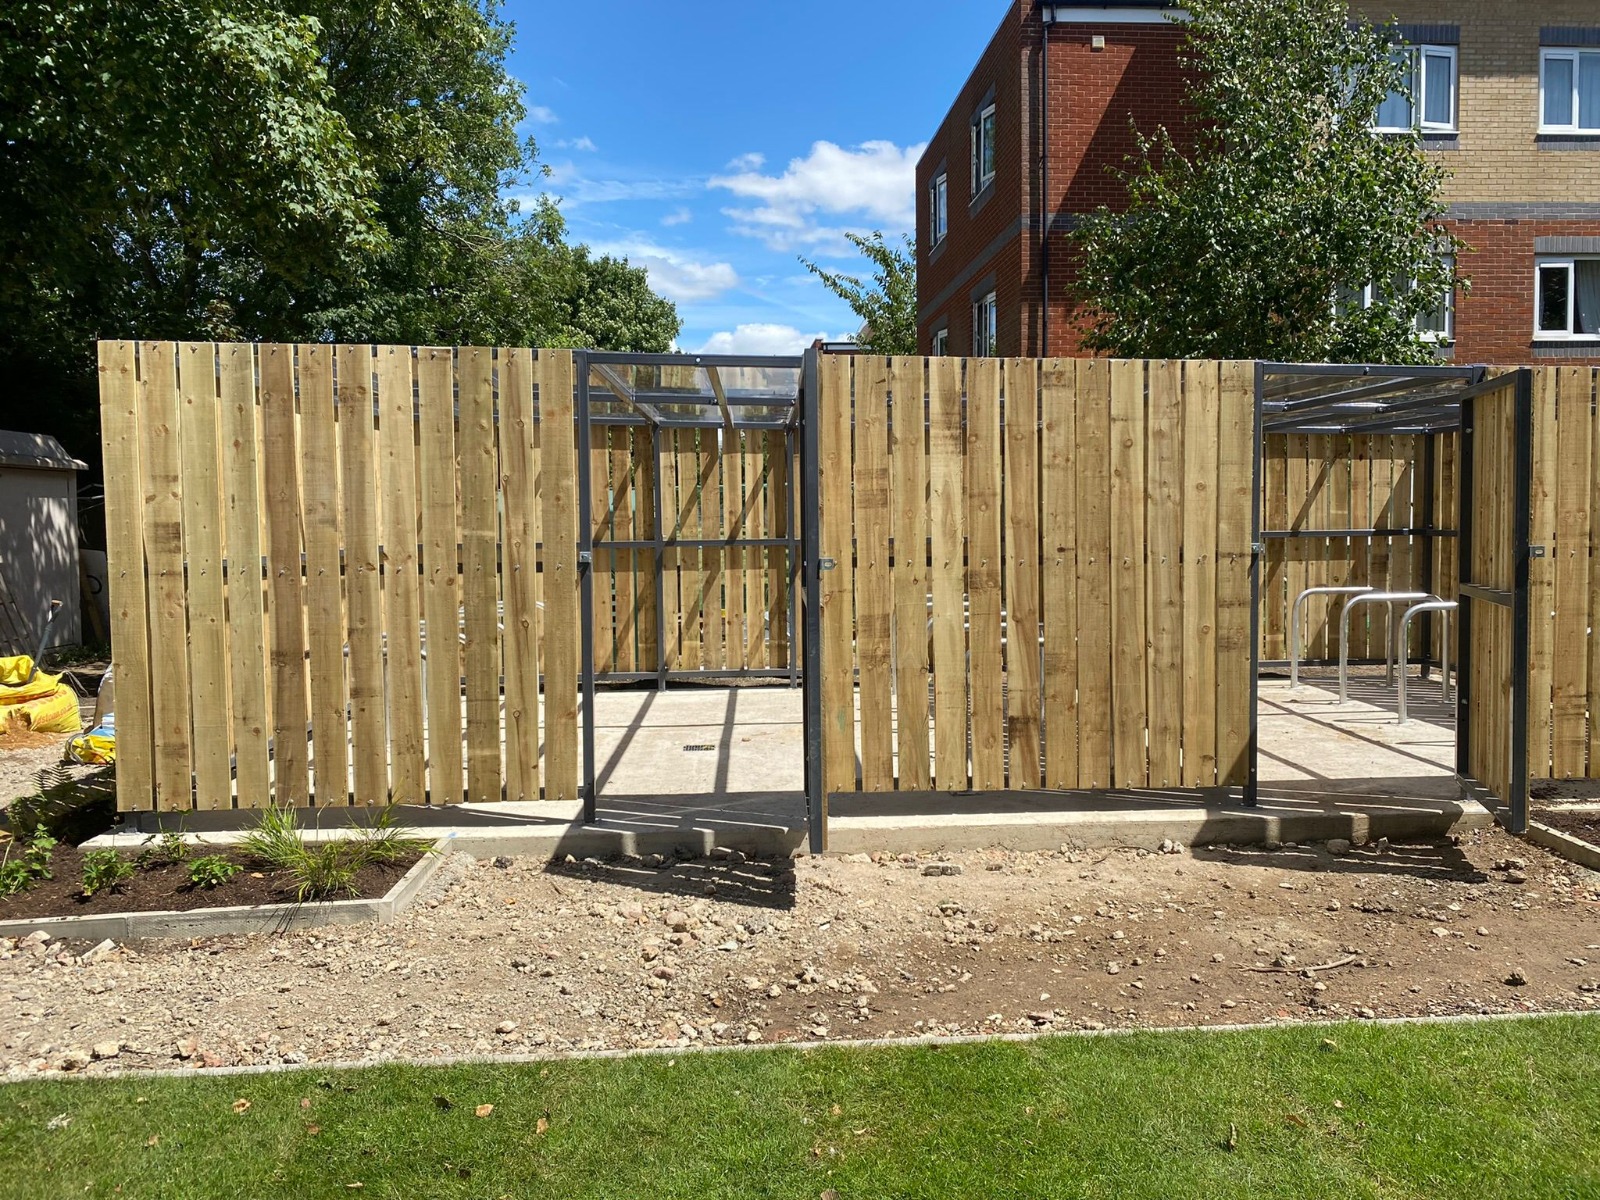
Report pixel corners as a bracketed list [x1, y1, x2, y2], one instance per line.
[1524, 821, 1600, 873]
[0, 834, 456, 943]
[13, 1007, 1596, 1085]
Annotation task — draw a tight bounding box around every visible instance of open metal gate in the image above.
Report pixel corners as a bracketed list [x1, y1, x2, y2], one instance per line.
[572, 351, 806, 820]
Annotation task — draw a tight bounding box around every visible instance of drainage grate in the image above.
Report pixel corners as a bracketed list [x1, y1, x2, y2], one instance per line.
[683, 743, 716, 752]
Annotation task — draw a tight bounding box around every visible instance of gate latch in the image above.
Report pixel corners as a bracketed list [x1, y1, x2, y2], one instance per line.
[1530, 545, 1547, 559]
[818, 557, 837, 572]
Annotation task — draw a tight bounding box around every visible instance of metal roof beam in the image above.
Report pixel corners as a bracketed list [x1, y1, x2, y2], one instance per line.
[705, 365, 737, 442]
[593, 363, 666, 427]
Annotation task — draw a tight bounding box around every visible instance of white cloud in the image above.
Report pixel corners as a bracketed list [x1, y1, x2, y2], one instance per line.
[710, 140, 924, 252]
[695, 324, 845, 356]
[527, 105, 559, 124]
[661, 206, 694, 227]
[725, 152, 766, 171]
[591, 239, 739, 303]
[554, 135, 597, 152]
[538, 168, 701, 206]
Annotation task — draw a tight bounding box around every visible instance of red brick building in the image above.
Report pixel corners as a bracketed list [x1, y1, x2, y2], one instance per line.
[916, 1, 1600, 366]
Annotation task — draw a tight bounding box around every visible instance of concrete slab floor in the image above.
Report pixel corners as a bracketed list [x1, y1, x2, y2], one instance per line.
[110, 673, 1486, 856]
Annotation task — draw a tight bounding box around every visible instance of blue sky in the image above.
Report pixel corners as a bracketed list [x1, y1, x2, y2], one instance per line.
[504, 0, 1006, 353]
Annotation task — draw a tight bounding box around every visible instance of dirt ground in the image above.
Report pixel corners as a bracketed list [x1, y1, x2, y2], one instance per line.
[2, 826, 1597, 1075]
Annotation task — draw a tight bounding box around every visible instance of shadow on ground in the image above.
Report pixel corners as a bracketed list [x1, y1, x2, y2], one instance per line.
[543, 852, 799, 911]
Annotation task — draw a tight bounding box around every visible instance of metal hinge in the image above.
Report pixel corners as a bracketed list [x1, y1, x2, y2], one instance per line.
[1529, 545, 1547, 559]
[578, 549, 593, 565]
[1251, 542, 1267, 557]
[818, 557, 837, 572]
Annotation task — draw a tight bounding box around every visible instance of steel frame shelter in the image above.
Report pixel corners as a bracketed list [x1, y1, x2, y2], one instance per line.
[1251, 362, 1535, 830]
[569, 351, 1537, 849]
[573, 351, 806, 821]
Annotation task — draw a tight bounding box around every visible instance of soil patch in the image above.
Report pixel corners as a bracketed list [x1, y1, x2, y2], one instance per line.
[1536, 807, 1600, 848]
[3, 826, 1598, 1077]
[0, 843, 422, 920]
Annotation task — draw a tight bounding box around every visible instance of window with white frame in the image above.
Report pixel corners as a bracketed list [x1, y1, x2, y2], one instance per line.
[1334, 256, 1456, 341]
[1541, 48, 1600, 133]
[929, 172, 948, 246]
[971, 103, 997, 195]
[1373, 44, 1457, 132]
[931, 328, 949, 356]
[972, 292, 997, 357]
[1536, 257, 1600, 338]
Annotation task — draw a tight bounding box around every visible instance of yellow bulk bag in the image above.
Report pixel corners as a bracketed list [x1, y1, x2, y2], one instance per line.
[10, 683, 83, 735]
[0, 657, 62, 707]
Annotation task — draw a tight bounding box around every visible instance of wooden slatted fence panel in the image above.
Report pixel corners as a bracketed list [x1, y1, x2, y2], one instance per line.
[817, 354, 1257, 801]
[98, 343, 583, 812]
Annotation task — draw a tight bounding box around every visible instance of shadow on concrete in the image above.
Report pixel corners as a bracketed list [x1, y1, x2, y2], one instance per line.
[544, 851, 798, 912]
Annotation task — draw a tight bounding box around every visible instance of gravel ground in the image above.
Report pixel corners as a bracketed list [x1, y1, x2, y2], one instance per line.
[3, 826, 1599, 1076]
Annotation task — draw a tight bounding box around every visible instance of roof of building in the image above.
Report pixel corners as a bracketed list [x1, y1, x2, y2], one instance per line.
[0, 432, 88, 472]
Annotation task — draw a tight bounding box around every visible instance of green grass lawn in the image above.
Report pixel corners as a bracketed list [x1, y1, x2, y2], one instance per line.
[1, 1016, 1597, 1199]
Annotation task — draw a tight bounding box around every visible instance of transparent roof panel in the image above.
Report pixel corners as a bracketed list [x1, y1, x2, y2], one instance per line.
[1259, 364, 1480, 435]
[587, 359, 799, 427]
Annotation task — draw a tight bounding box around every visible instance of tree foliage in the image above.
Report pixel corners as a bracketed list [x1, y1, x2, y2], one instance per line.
[1070, 0, 1465, 364]
[0, 0, 679, 464]
[802, 232, 918, 355]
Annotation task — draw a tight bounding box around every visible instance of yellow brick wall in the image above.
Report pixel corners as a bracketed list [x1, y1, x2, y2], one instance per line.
[1350, 0, 1600, 205]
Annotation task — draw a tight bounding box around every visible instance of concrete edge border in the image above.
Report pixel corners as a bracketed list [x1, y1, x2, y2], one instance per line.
[11, 1007, 1594, 1084]
[1525, 821, 1600, 873]
[0, 834, 456, 943]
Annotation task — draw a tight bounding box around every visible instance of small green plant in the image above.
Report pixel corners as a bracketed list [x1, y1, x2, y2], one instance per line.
[240, 805, 429, 901]
[0, 830, 59, 898]
[186, 856, 241, 890]
[0, 861, 32, 898]
[81, 849, 136, 897]
[136, 827, 190, 869]
[360, 805, 431, 865]
[239, 806, 308, 873]
[23, 831, 56, 880]
[292, 843, 362, 901]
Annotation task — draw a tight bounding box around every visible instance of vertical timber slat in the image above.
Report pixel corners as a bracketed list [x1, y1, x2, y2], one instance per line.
[99, 342, 156, 810]
[259, 344, 307, 807]
[177, 343, 231, 809]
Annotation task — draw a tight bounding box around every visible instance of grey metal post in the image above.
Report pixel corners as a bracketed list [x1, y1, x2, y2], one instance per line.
[800, 349, 826, 854]
[651, 421, 668, 693]
[786, 423, 800, 688]
[575, 353, 598, 822]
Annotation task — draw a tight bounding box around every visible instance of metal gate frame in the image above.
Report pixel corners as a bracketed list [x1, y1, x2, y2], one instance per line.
[572, 350, 808, 821]
[1249, 361, 1515, 815]
[1455, 368, 1535, 834]
[800, 349, 825, 853]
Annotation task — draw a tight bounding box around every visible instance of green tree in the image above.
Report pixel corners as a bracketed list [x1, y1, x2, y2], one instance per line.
[545, 248, 681, 352]
[0, 0, 679, 467]
[0, 1, 379, 448]
[802, 232, 918, 355]
[1070, 0, 1465, 364]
